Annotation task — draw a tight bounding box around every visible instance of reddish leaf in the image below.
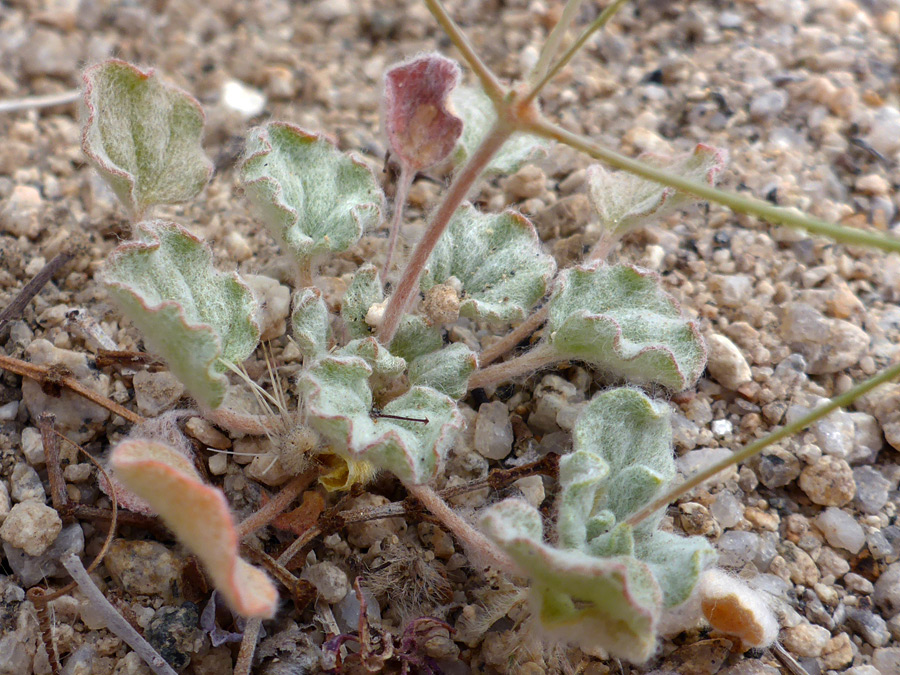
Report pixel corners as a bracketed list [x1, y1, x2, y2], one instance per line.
[384, 54, 463, 172]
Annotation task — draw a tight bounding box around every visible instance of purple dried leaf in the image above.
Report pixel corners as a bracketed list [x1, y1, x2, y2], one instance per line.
[384, 54, 463, 172]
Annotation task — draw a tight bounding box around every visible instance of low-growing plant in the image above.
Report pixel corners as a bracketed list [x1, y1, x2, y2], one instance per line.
[68, 0, 900, 669]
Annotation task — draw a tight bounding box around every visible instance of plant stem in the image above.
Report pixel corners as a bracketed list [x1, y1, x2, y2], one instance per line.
[378, 124, 513, 343]
[522, 0, 632, 105]
[61, 554, 177, 675]
[404, 482, 520, 575]
[626, 360, 900, 527]
[0, 89, 80, 114]
[0, 352, 144, 425]
[479, 306, 549, 367]
[526, 117, 900, 255]
[236, 468, 319, 539]
[0, 251, 72, 335]
[298, 258, 314, 289]
[382, 166, 414, 279]
[468, 343, 556, 391]
[422, 0, 506, 103]
[530, 0, 586, 83]
[234, 618, 263, 675]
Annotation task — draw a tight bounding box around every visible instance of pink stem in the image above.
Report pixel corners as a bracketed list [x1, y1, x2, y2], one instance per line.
[478, 305, 549, 367]
[382, 167, 415, 279]
[404, 482, 520, 576]
[236, 468, 319, 539]
[377, 125, 513, 344]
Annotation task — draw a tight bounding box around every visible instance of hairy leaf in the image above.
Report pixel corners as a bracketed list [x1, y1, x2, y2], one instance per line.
[388, 315, 443, 363]
[81, 59, 212, 218]
[422, 204, 556, 323]
[408, 342, 478, 399]
[298, 355, 462, 484]
[450, 86, 549, 174]
[241, 122, 384, 262]
[101, 221, 259, 409]
[291, 288, 330, 360]
[111, 439, 277, 618]
[384, 54, 462, 172]
[588, 143, 726, 237]
[341, 264, 383, 339]
[547, 263, 706, 391]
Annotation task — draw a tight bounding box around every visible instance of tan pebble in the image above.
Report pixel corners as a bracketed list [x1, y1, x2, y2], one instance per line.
[224, 231, 253, 262]
[878, 10, 899, 35]
[744, 507, 779, 531]
[782, 621, 831, 658]
[820, 633, 854, 670]
[185, 417, 232, 449]
[856, 174, 890, 196]
[799, 456, 855, 506]
[0, 501, 62, 556]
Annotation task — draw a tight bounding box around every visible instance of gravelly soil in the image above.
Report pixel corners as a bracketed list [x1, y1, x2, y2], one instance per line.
[1, 0, 900, 674]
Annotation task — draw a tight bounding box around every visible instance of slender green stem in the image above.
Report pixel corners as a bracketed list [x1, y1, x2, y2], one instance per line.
[522, 0, 632, 105]
[382, 166, 414, 279]
[526, 117, 900, 255]
[378, 124, 513, 344]
[530, 0, 586, 83]
[423, 0, 506, 103]
[626, 360, 900, 527]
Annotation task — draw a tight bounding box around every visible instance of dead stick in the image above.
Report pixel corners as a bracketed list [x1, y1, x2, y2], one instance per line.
[0, 251, 73, 332]
[39, 412, 69, 515]
[234, 618, 263, 675]
[0, 352, 144, 425]
[478, 305, 549, 367]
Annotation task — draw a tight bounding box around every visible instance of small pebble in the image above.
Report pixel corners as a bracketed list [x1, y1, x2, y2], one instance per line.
[224, 231, 253, 262]
[847, 608, 890, 648]
[0, 501, 62, 556]
[799, 456, 855, 506]
[301, 561, 350, 604]
[820, 633, 853, 670]
[781, 621, 831, 658]
[222, 79, 266, 117]
[0, 482, 9, 523]
[0, 401, 17, 421]
[873, 647, 900, 674]
[716, 530, 759, 568]
[755, 446, 800, 488]
[853, 466, 890, 514]
[345, 494, 406, 548]
[814, 507, 865, 553]
[710, 490, 743, 528]
[706, 334, 752, 390]
[145, 604, 202, 671]
[502, 165, 546, 200]
[3, 523, 84, 587]
[10, 463, 45, 503]
[20, 427, 44, 466]
[106, 539, 182, 599]
[245, 274, 291, 341]
[474, 401, 513, 460]
[0, 184, 43, 238]
[133, 370, 185, 417]
[749, 90, 788, 121]
[208, 452, 228, 476]
[874, 562, 900, 618]
[185, 417, 232, 449]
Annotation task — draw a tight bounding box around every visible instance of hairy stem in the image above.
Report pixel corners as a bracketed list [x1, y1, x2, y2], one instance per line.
[530, 0, 586, 83]
[626, 360, 900, 527]
[382, 166, 414, 278]
[378, 125, 513, 343]
[61, 554, 177, 675]
[526, 117, 900, 254]
[423, 0, 506, 102]
[236, 468, 320, 539]
[523, 0, 632, 105]
[298, 258, 314, 289]
[404, 482, 520, 575]
[468, 343, 556, 391]
[0, 89, 80, 114]
[478, 306, 549, 367]
[0, 353, 144, 425]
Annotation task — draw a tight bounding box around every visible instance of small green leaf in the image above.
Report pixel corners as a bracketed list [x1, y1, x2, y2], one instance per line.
[341, 263, 383, 339]
[298, 356, 462, 484]
[81, 59, 213, 219]
[101, 220, 259, 409]
[388, 315, 443, 363]
[587, 143, 726, 238]
[241, 122, 384, 263]
[408, 343, 477, 399]
[291, 288, 330, 360]
[422, 204, 556, 323]
[450, 86, 549, 174]
[480, 499, 662, 663]
[635, 530, 715, 608]
[338, 338, 407, 379]
[546, 264, 706, 391]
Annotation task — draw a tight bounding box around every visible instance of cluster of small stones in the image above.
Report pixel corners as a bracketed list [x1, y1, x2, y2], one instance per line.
[0, 0, 899, 673]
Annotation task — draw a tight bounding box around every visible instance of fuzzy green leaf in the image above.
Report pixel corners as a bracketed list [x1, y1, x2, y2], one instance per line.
[338, 338, 407, 378]
[422, 204, 556, 323]
[101, 221, 259, 409]
[388, 315, 443, 363]
[81, 59, 213, 219]
[341, 264, 383, 339]
[241, 122, 384, 262]
[298, 356, 462, 484]
[480, 499, 661, 663]
[450, 86, 549, 174]
[588, 143, 726, 238]
[291, 288, 330, 360]
[635, 530, 715, 608]
[546, 264, 706, 391]
[408, 343, 478, 399]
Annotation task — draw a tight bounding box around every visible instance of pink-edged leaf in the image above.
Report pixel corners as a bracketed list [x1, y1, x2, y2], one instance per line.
[110, 439, 278, 618]
[384, 54, 463, 172]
